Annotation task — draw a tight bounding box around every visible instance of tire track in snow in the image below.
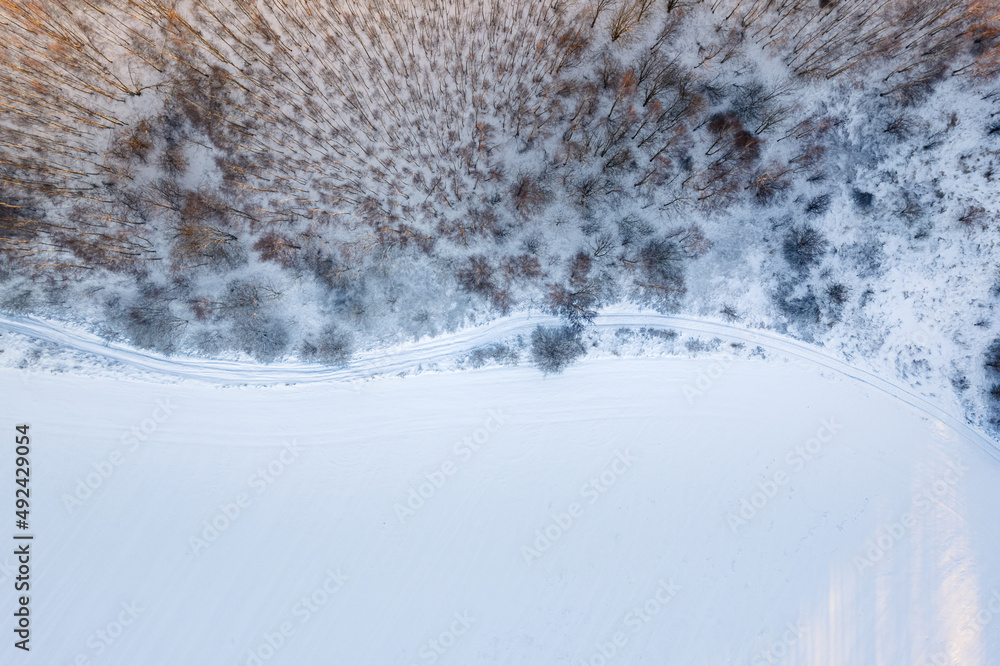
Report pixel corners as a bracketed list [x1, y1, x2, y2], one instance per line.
[1, 309, 996, 458]
[596, 311, 998, 460]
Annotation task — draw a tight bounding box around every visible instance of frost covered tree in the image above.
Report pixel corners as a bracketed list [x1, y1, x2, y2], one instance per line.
[0, 0, 997, 382]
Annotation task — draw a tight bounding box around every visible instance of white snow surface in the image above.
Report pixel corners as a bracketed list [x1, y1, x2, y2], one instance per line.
[2, 314, 1000, 665]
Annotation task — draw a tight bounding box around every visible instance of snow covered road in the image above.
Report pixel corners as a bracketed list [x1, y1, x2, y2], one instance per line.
[1, 309, 995, 461]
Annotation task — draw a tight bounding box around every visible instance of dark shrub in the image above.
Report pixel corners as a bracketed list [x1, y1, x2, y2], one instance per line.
[731, 80, 768, 123]
[511, 174, 549, 216]
[1, 290, 32, 313]
[782, 226, 828, 270]
[851, 188, 874, 210]
[530, 325, 586, 374]
[749, 169, 789, 205]
[985, 339, 1000, 373]
[804, 193, 831, 216]
[233, 317, 289, 362]
[639, 239, 685, 293]
[467, 342, 521, 368]
[783, 293, 820, 323]
[121, 305, 186, 354]
[254, 232, 301, 269]
[617, 215, 654, 247]
[774, 285, 821, 334]
[457, 256, 496, 295]
[222, 280, 281, 315]
[826, 283, 850, 306]
[301, 324, 354, 365]
[548, 283, 598, 326]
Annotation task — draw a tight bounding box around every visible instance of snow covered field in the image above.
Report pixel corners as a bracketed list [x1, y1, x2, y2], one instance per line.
[3, 344, 1000, 665]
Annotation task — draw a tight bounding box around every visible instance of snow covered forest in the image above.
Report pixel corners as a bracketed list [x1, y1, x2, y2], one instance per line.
[2, 0, 1000, 426]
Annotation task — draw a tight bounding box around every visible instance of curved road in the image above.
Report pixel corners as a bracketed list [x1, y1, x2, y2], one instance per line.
[2, 309, 996, 460]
